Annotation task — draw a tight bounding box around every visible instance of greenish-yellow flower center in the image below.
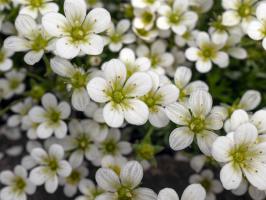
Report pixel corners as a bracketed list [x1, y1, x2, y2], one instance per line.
[29, 0, 43, 7]
[71, 71, 88, 88]
[110, 33, 122, 43]
[238, 3, 253, 17]
[66, 170, 81, 185]
[9, 79, 20, 90]
[12, 177, 26, 193]
[112, 90, 125, 104]
[142, 11, 153, 24]
[47, 157, 59, 171]
[168, 12, 181, 24]
[198, 44, 216, 61]
[189, 117, 205, 133]
[76, 134, 91, 150]
[150, 54, 159, 68]
[136, 143, 155, 160]
[102, 140, 117, 155]
[117, 186, 133, 200]
[31, 34, 48, 51]
[46, 108, 61, 123]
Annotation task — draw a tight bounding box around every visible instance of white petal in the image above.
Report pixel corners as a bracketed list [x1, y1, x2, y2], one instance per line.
[124, 99, 149, 126]
[58, 102, 71, 119]
[174, 66, 192, 89]
[234, 123, 258, 145]
[95, 168, 120, 192]
[4, 36, 30, 51]
[196, 130, 218, 156]
[49, 144, 64, 159]
[169, 127, 194, 151]
[158, 188, 179, 200]
[185, 47, 200, 61]
[157, 84, 179, 105]
[118, 142, 132, 155]
[42, 12, 67, 36]
[256, 2, 266, 21]
[42, 93, 57, 109]
[196, 59, 212, 73]
[222, 11, 241, 26]
[165, 102, 191, 125]
[247, 20, 264, 40]
[189, 90, 212, 117]
[80, 34, 104, 55]
[212, 52, 229, 68]
[45, 176, 58, 193]
[72, 88, 90, 111]
[85, 8, 111, 33]
[87, 77, 109, 103]
[157, 17, 170, 30]
[197, 32, 211, 48]
[117, 19, 130, 33]
[0, 171, 14, 185]
[19, 6, 38, 19]
[251, 110, 266, 133]
[124, 72, 152, 97]
[149, 107, 169, 128]
[39, 2, 59, 15]
[56, 37, 80, 59]
[249, 185, 266, 200]
[263, 38, 266, 50]
[50, 57, 75, 77]
[120, 161, 143, 188]
[205, 113, 223, 130]
[173, 0, 188, 12]
[230, 109, 249, 131]
[31, 147, 47, 163]
[212, 136, 234, 162]
[69, 150, 83, 168]
[239, 90, 261, 111]
[37, 123, 54, 139]
[64, 0, 86, 24]
[220, 162, 242, 190]
[103, 102, 124, 128]
[228, 47, 247, 59]
[24, 50, 44, 65]
[133, 188, 157, 200]
[181, 184, 206, 200]
[0, 58, 12, 71]
[29, 166, 48, 185]
[15, 14, 37, 37]
[58, 160, 72, 177]
[54, 121, 67, 138]
[102, 59, 127, 86]
[211, 31, 228, 45]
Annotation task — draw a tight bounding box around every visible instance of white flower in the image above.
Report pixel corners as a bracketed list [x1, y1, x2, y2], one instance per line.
[222, 34, 247, 60]
[0, 165, 36, 200]
[237, 90, 261, 111]
[101, 155, 127, 173]
[142, 71, 179, 128]
[4, 15, 52, 65]
[174, 66, 208, 103]
[174, 28, 197, 47]
[106, 19, 136, 52]
[76, 179, 104, 200]
[50, 57, 91, 111]
[212, 123, 266, 190]
[17, 0, 58, 19]
[157, 184, 206, 200]
[119, 48, 151, 76]
[42, 0, 111, 59]
[4, 69, 26, 99]
[61, 119, 101, 168]
[7, 98, 33, 127]
[131, 0, 161, 10]
[221, 0, 257, 29]
[185, 32, 229, 73]
[95, 161, 157, 200]
[165, 90, 223, 156]
[0, 47, 13, 71]
[189, 0, 214, 14]
[29, 93, 71, 139]
[247, 2, 266, 50]
[29, 144, 72, 193]
[156, 0, 198, 35]
[61, 166, 89, 197]
[136, 40, 174, 75]
[87, 59, 152, 128]
[95, 129, 132, 166]
[189, 169, 223, 200]
[133, 8, 156, 30]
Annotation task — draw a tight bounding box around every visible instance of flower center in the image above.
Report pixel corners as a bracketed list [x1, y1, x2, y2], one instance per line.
[238, 3, 252, 17]
[112, 90, 125, 104]
[9, 79, 20, 89]
[168, 12, 181, 24]
[150, 54, 159, 67]
[70, 25, 87, 42]
[110, 33, 122, 43]
[102, 140, 117, 155]
[189, 117, 205, 133]
[66, 170, 81, 185]
[76, 134, 91, 150]
[29, 0, 43, 8]
[142, 11, 153, 24]
[198, 44, 216, 60]
[46, 108, 61, 123]
[31, 34, 48, 51]
[117, 186, 133, 200]
[13, 177, 26, 193]
[47, 157, 59, 171]
[136, 143, 155, 160]
[71, 71, 88, 89]
[211, 17, 226, 31]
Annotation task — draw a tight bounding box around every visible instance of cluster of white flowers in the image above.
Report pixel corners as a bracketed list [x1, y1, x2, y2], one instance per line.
[0, 0, 266, 200]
